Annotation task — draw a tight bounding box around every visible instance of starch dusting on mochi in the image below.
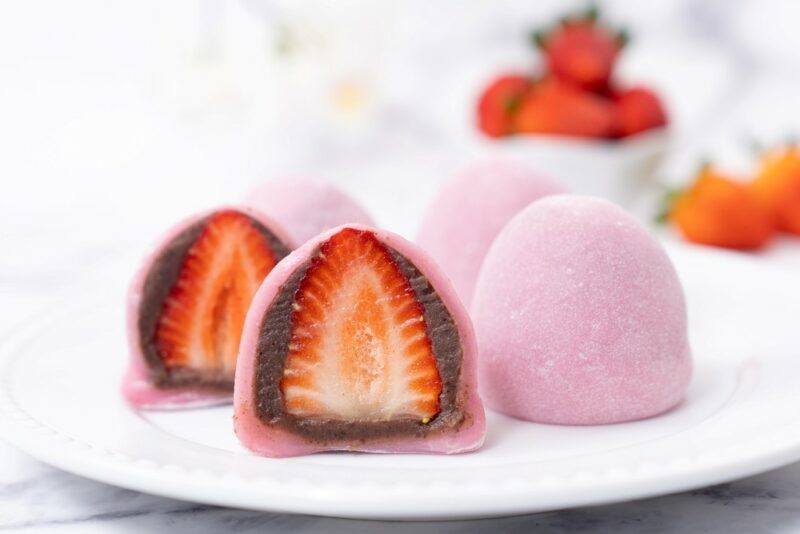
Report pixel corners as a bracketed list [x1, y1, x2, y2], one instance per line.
[245, 177, 374, 246]
[472, 195, 692, 425]
[417, 161, 565, 306]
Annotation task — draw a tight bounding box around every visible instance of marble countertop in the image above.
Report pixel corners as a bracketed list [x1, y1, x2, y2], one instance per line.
[4, 0, 800, 531]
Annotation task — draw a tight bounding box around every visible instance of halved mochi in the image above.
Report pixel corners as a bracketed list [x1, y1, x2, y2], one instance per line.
[234, 225, 485, 457]
[123, 207, 292, 409]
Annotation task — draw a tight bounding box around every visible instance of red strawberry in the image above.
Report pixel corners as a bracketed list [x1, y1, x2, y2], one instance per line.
[156, 210, 280, 380]
[513, 78, 616, 138]
[477, 74, 531, 138]
[614, 86, 667, 137]
[538, 21, 622, 90]
[280, 228, 442, 421]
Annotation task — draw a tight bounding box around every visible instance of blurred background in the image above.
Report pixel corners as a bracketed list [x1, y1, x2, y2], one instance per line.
[2, 0, 800, 324]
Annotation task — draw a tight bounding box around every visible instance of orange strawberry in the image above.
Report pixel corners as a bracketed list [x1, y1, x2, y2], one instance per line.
[513, 78, 616, 138]
[751, 146, 800, 235]
[280, 228, 442, 421]
[668, 166, 774, 250]
[477, 74, 531, 138]
[614, 86, 667, 137]
[155, 210, 280, 381]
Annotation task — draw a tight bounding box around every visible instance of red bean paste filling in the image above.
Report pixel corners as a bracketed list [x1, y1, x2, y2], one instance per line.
[253, 244, 467, 444]
[137, 214, 290, 390]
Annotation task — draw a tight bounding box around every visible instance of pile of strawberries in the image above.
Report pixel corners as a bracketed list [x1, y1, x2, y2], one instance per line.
[477, 6, 667, 140]
[665, 145, 800, 250]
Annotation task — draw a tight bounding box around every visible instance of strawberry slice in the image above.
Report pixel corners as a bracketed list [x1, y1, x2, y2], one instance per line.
[155, 210, 280, 382]
[280, 228, 443, 422]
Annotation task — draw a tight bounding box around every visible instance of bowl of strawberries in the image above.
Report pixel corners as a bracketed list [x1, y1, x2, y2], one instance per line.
[474, 6, 669, 207]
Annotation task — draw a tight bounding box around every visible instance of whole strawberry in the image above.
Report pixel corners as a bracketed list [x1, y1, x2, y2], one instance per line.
[477, 74, 531, 138]
[533, 6, 627, 91]
[614, 86, 668, 138]
[513, 78, 616, 138]
[667, 165, 774, 250]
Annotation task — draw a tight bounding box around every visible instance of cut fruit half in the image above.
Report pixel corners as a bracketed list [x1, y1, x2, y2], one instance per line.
[123, 207, 292, 409]
[234, 225, 486, 457]
[280, 228, 442, 422]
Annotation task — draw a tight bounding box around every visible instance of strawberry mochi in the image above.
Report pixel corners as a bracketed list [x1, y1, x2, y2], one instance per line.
[123, 207, 292, 409]
[245, 177, 374, 246]
[416, 161, 566, 306]
[472, 195, 692, 425]
[234, 225, 485, 457]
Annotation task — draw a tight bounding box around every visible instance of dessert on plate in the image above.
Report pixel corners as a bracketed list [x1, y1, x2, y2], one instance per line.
[472, 195, 692, 425]
[234, 225, 485, 457]
[123, 207, 292, 409]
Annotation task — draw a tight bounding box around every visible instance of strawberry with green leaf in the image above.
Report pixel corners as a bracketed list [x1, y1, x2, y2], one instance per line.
[532, 5, 627, 91]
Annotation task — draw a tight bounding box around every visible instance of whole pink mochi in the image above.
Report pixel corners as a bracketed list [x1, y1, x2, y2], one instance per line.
[245, 177, 374, 246]
[416, 161, 566, 306]
[472, 195, 692, 425]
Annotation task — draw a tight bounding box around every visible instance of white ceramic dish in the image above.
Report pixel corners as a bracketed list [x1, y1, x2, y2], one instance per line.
[1, 242, 799, 520]
[471, 129, 669, 208]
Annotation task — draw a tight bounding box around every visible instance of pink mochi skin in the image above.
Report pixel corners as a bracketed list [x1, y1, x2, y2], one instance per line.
[472, 195, 692, 425]
[246, 177, 374, 246]
[122, 206, 293, 410]
[234, 224, 486, 457]
[417, 161, 566, 307]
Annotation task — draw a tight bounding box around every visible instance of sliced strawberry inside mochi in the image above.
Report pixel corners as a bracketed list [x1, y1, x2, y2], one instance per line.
[281, 229, 443, 421]
[234, 226, 485, 457]
[124, 208, 291, 409]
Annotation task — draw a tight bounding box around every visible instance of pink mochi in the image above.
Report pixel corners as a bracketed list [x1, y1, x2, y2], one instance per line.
[417, 161, 566, 306]
[123, 206, 292, 410]
[472, 195, 692, 425]
[234, 224, 486, 457]
[245, 177, 374, 246]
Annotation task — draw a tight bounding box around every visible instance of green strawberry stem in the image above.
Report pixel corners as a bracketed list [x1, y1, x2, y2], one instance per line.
[617, 28, 630, 48]
[530, 29, 547, 49]
[584, 4, 600, 22]
[745, 137, 765, 157]
[655, 187, 683, 224]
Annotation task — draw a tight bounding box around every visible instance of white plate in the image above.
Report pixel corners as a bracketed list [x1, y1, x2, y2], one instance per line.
[1, 243, 799, 520]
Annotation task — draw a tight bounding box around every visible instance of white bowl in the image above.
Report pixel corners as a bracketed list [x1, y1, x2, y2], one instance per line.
[471, 129, 670, 208]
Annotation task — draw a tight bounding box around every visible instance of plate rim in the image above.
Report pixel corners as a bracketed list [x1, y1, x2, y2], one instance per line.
[2, 273, 800, 520]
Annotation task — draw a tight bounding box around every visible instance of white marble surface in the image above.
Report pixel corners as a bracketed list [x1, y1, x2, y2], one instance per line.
[3, 0, 800, 531]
